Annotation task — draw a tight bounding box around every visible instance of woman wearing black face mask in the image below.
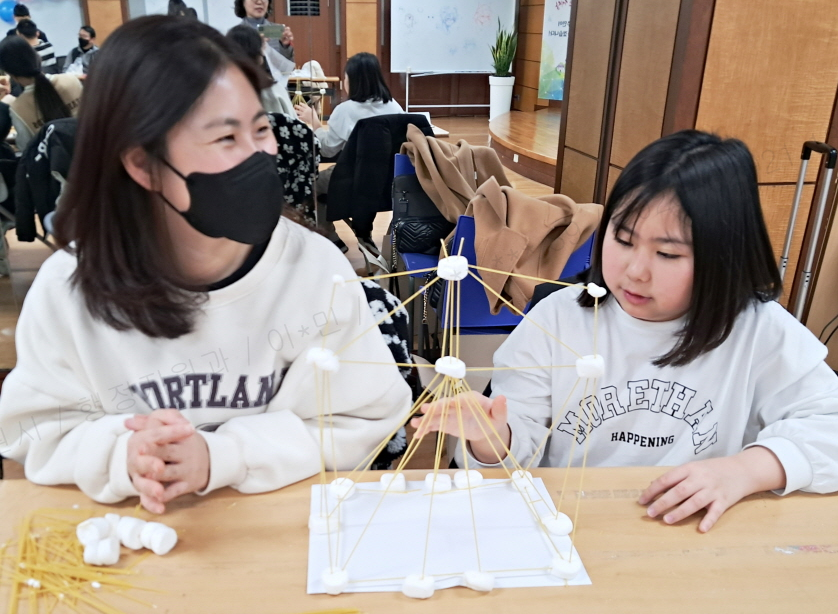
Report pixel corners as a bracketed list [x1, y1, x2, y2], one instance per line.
[0, 16, 410, 515]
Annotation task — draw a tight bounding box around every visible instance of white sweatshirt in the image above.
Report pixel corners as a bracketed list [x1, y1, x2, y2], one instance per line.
[0, 219, 411, 503]
[315, 98, 404, 158]
[461, 287, 838, 496]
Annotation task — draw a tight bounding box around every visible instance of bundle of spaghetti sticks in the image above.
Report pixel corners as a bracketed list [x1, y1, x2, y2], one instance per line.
[0, 508, 156, 614]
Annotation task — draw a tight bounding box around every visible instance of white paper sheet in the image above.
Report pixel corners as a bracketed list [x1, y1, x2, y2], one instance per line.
[307, 477, 591, 594]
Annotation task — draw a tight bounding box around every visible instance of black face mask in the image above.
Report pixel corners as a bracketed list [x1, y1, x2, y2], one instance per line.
[160, 151, 284, 245]
[79, 38, 89, 49]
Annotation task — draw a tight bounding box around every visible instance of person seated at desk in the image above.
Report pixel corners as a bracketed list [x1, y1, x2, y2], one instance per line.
[0, 15, 410, 515]
[15, 19, 57, 75]
[225, 24, 294, 116]
[294, 52, 403, 253]
[62, 25, 99, 76]
[414, 130, 838, 533]
[6, 3, 49, 42]
[234, 0, 294, 83]
[0, 36, 81, 152]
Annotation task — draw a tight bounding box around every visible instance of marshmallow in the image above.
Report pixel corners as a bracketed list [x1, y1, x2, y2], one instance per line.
[541, 512, 573, 536]
[436, 255, 469, 281]
[462, 570, 494, 592]
[434, 356, 466, 379]
[575, 354, 605, 379]
[380, 473, 407, 492]
[117, 516, 146, 550]
[321, 568, 349, 595]
[329, 477, 356, 501]
[104, 513, 121, 533]
[401, 574, 435, 599]
[453, 469, 484, 489]
[424, 473, 452, 493]
[305, 347, 340, 373]
[140, 522, 178, 556]
[510, 469, 534, 487]
[308, 513, 338, 535]
[586, 283, 607, 298]
[91, 581, 102, 590]
[76, 518, 112, 547]
[549, 551, 583, 580]
[84, 535, 120, 566]
[331, 274, 346, 287]
[26, 578, 41, 589]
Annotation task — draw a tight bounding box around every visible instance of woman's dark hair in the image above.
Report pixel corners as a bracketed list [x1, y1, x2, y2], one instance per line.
[233, 0, 272, 19]
[53, 15, 271, 339]
[226, 24, 263, 62]
[579, 129, 781, 367]
[344, 52, 392, 103]
[0, 36, 71, 123]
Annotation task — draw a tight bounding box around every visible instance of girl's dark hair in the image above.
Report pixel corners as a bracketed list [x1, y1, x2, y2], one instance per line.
[345, 52, 392, 103]
[579, 129, 781, 367]
[226, 24, 263, 62]
[0, 36, 71, 123]
[53, 15, 271, 339]
[233, 0, 272, 19]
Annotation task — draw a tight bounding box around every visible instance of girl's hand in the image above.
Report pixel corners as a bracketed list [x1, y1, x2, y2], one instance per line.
[126, 410, 210, 514]
[294, 103, 314, 124]
[639, 446, 786, 532]
[410, 392, 510, 464]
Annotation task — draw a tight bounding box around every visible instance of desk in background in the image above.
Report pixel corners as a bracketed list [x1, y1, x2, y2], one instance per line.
[1, 467, 837, 613]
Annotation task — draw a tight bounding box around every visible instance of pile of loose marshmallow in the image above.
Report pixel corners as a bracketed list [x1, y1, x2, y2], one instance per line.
[76, 514, 178, 566]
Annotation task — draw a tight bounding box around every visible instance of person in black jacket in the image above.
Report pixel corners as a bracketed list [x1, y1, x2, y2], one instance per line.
[6, 4, 48, 42]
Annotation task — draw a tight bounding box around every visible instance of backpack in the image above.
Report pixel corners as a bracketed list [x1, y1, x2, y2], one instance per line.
[14, 118, 77, 241]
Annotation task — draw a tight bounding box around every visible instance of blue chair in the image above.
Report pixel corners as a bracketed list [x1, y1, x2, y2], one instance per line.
[439, 215, 595, 335]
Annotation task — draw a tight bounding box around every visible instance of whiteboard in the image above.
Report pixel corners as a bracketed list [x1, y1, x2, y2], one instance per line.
[390, 0, 517, 74]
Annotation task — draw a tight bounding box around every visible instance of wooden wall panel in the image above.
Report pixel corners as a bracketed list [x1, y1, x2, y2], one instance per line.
[345, 1, 378, 58]
[696, 0, 838, 184]
[607, 165, 622, 201]
[86, 0, 124, 42]
[760, 183, 816, 306]
[560, 149, 597, 203]
[563, 0, 616, 157]
[609, 0, 680, 168]
[514, 2, 545, 113]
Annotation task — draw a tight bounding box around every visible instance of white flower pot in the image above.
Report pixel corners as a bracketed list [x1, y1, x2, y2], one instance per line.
[489, 75, 515, 121]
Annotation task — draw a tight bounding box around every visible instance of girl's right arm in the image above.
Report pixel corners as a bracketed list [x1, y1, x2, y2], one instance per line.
[0, 261, 140, 503]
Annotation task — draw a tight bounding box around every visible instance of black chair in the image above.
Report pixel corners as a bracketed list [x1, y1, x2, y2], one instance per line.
[324, 113, 433, 271]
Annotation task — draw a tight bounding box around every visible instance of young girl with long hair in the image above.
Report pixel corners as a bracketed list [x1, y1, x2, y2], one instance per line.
[415, 130, 838, 532]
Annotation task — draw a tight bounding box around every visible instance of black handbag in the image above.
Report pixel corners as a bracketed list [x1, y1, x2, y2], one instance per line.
[391, 174, 454, 255]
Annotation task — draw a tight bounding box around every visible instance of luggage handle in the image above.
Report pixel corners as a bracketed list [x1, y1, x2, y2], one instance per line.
[778, 141, 837, 320]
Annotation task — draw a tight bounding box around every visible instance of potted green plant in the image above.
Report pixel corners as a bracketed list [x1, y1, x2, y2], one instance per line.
[489, 18, 518, 120]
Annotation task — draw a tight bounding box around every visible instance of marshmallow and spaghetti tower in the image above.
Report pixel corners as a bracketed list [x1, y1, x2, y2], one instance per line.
[306, 239, 605, 598]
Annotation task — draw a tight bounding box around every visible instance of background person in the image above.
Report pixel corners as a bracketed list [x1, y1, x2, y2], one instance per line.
[225, 24, 293, 116]
[6, 3, 47, 41]
[294, 52, 403, 253]
[0, 35, 81, 151]
[234, 0, 294, 81]
[15, 19, 56, 74]
[62, 25, 98, 76]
